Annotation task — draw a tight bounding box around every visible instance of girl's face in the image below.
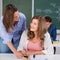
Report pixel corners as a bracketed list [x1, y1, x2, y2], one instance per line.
[30, 19, 39, 32]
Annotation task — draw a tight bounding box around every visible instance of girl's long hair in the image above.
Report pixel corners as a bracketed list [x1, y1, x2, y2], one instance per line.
[27, 16, 47, 47]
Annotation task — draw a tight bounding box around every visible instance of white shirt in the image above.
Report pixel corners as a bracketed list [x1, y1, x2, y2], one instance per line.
[17, 30, 54, 55]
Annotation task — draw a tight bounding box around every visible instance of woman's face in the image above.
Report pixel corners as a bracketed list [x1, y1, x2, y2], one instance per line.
[30, 19, 39, 32]
[13, 11, 19, 25]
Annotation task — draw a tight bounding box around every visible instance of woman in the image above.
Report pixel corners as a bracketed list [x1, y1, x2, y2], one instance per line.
[0, 4, 26, 58]
[17, 16, 53, 57]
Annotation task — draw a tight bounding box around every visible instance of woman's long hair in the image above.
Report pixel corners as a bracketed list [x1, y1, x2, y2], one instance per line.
[3, 4, 18, 32]
[27, 16, 47, 47]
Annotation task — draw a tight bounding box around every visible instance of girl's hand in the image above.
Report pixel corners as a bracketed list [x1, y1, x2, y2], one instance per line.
[21, 50, 27, 56]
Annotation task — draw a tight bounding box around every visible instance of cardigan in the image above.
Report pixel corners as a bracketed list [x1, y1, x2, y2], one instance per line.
[17, 30, 54, 55]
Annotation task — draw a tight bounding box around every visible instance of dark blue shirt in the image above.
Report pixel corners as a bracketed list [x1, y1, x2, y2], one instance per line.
[48, 24, 57, 42]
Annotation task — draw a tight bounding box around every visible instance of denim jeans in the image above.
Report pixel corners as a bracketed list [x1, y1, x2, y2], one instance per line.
[0, 37, 20, 53]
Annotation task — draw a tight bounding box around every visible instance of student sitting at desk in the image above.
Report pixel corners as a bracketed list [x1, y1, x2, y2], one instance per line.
[17, 16, 53, 58]
[45, 16, 57, 54]
[44, 16, 57, 42]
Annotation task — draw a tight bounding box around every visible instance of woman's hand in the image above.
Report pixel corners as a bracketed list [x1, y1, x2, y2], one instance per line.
[7, 42, 24, 58]
[14, 51, 24, 59]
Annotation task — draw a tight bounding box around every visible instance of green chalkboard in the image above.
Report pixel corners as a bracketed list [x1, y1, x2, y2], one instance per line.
[34, 0, 60, 29]
[3, 0, 32, 27]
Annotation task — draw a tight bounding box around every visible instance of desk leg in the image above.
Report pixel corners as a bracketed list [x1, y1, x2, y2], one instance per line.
[54, 47, 56, 54]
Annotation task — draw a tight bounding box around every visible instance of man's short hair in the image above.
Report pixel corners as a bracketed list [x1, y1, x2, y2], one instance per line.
[45, 16, 52, 22]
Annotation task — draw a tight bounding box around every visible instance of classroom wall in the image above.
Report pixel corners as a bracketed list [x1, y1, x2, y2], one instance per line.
[34, 0, 60, 29]
[56, 30, 60, 40]
[1, 0, 60, 29]
[0, 0, 2, 17]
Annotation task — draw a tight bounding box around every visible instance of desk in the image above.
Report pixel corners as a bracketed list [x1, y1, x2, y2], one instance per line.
[0, 54, 29, 60]
[53, 42, 60, 47]
[0, 54, 60, 60]
[29, 55, 60, 60]
[53, 42, 60, 54]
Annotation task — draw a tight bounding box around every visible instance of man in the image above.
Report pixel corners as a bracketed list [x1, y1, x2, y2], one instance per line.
[45, 16, 57, 54]
[0, 4, 26, 58]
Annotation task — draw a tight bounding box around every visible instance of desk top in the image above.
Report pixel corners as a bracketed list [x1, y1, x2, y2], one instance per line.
[29, 54, 60, 60]
[53, 41, 60, 47]
[0, 54, 60, 60]
[53, 43, 60, 47]
[0, 54, 29, 60]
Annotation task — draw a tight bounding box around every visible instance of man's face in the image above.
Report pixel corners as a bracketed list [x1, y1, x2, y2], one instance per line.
[13, 11, 19, 25]
[46, 22, 51, 29]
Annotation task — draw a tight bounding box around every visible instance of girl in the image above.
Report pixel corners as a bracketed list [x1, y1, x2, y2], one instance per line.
[17, 16, 53, 57]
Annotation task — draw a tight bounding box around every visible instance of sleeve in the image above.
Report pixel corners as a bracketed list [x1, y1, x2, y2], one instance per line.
[17, 30, 27, 51]
[42, 32, 54, 55]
